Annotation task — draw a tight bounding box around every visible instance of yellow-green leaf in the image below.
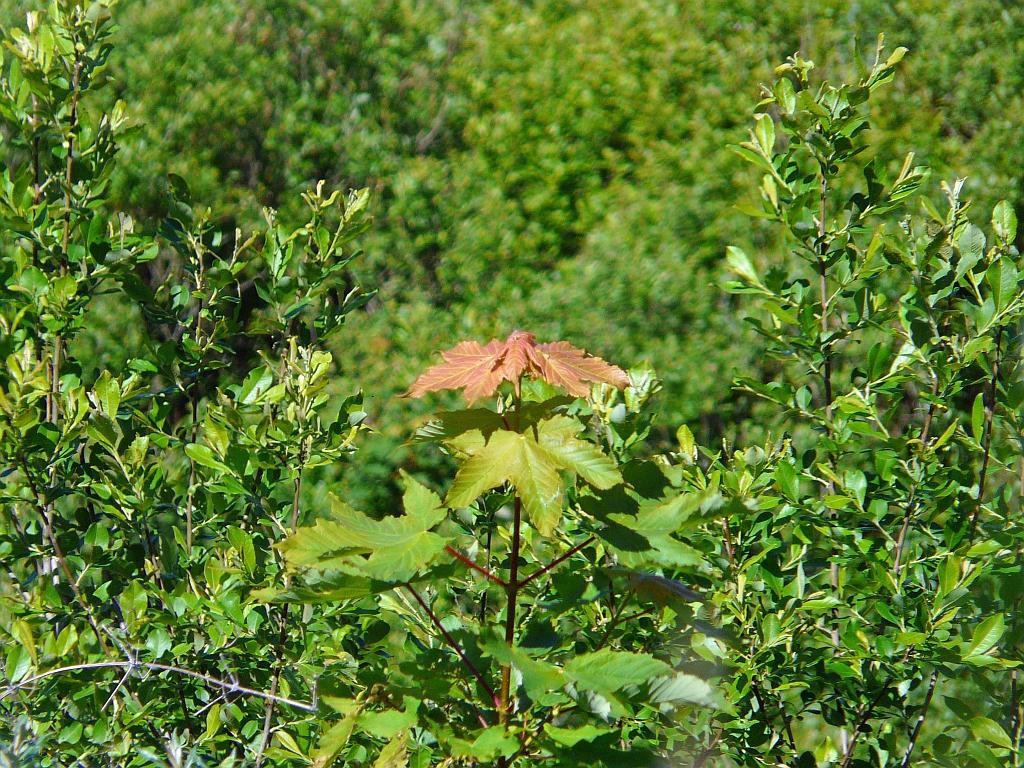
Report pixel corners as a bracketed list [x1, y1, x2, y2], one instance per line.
[564, 649, 670, 694]
[970, 716, 1012, 749]
[373, 733, 408, 768]
[446, 429, 521, 508]
[536, 415, 621, 489]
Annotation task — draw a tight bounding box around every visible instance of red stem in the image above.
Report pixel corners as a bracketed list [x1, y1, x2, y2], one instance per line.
[446, 544, 507, 587]
[406, 586, 499, 712]
[518, 536, 595, 588]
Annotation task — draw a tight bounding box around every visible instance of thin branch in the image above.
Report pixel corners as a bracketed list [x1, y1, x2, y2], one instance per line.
[405, 586, 499, 711]
[499, 387, 526, 735]
[255, 469, 305, 767]
[969, 325, 1003, 540]
[446, 544, 507, 587]
[518, 536, 595, 588]
[693, 728, 723, 768]
[479, 506, 496, 622]
[839, 681, 891, 768]
[17, 453, 110, 655]
[817, 159, 848, 757]
[721, 518, 736, 566]
[1013, 528, 1024, 766]
[184, 387, 199, 556]
[0, 661, 316, 712]
[751, 678, 796, 752]
[1012, 668, 1022, 766]
[593, 586, 636, 652]
[46, 56, 83, 425]
[894, 384, 940, 577]
[899, 669, 938, 768]
[895, 325, 1002, 768]
[101, 666, 132, 712]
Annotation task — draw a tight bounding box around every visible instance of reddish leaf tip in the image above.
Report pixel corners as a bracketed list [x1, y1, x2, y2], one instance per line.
[406, 331, 627, 402]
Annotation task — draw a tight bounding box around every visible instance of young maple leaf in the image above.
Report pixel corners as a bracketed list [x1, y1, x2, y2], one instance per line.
[406, 330, 628, 402]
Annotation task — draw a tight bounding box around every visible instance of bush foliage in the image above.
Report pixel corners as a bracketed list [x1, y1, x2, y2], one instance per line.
[1, 2, 1023, 767]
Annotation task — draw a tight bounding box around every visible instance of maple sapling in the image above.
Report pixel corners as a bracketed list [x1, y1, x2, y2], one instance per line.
[407, 331, 628, 726]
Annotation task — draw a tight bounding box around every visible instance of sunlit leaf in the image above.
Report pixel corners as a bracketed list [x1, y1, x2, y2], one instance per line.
[279, 475, 448, 582]
[407, 330, 627, 402]
[565, 649, 670, 694]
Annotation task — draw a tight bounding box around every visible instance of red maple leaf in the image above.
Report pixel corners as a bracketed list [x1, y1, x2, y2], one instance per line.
[406, 330, 629, 402]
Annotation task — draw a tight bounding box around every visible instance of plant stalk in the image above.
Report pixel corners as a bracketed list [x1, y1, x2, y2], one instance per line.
[818, 164, 848, 757]
[500, 494, 523, 724]
[254, 469, 304, 767]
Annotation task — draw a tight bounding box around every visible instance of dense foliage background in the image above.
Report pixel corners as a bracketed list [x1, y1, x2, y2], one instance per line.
[5, 0, 1024, 506]
[2, 1, 1024, 766]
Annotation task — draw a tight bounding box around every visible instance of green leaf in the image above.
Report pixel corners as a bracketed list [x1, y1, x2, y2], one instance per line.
[775, 77, 796, 113]
[93, 370, 121, 419]
[970, 716, 1012, 749]
[987, 257, 1018, 313]
[564, 649, 670, 694]
[447, 417, 620, 535]
[993, 199, 1017, 243]
[398, 470, 443, 516]
[280, 476, 448, 582]
[966, 741, 1004, 768]
[146, 628, 171, 659]
[274, 730, 306, 757]
[313, 710, 359, 768]
[675, 424, 696, 462]
[648, 672, 722, 709]
[754, 114, 775, 155]
[484, 641, 565, 700]
[545, 724, 612, 746]
[227, 527, 256, 574]
[932, 418, 958, 450]
[955, 223, 985, 281]
[966, 614, 1005, 658]
[516, 435, 565, 537]
[536, 415, 621, 489]
[608, 490, 712, 567]
[184, 443, 233, 475]
[255, 573, 386, 603]
[201, 704, 222, 743]
[446, 429, 522, 509]
[728, 143, 776, 175]
[726, 245, 759, 285]
[971, 393, 985, 444]
[938, 556, 961, 597]
[885, 46, 908, 66]
[5, 644, 31, 683]
[58, 721, 83, 745]
[450, 727, 518, 760]
[412, 408, 506, 443]
[358, 700, 420, 739]
[373, 733, 408, 768]
[237, 367, 274, 405]
[9, 619, 36, 665]
[966, 540, 1001, 559]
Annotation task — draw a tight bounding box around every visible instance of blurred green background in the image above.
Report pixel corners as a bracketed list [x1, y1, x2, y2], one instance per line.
[5, 0, 1021, 504]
